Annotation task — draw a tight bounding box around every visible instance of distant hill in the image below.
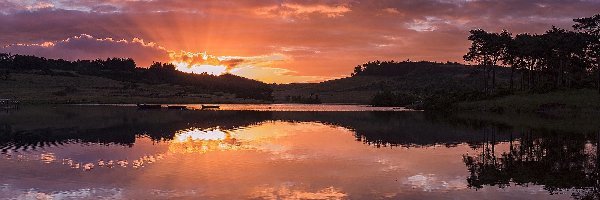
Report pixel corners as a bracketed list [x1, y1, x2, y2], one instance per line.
[0, 54, 273, 103]
[273, 61, 513, 105]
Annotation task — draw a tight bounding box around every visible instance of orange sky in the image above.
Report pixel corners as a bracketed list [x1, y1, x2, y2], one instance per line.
[1, 0, 599, 83]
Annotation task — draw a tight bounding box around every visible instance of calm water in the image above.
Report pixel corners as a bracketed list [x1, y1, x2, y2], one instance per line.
[85, 104, 411, 112]
[0, 105, 598, 199]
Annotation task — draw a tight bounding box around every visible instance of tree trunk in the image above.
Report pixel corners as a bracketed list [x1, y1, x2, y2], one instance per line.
[597, 59, 600, 95]
[596, 130, 599, 171]
[528, 66, 532, 90]
[520, 70, 524, 90]
[483, 65, 488, 93]
[557, 60, 562, 88]
[492, 67, 496, 91]
[510, 66, 514, 90]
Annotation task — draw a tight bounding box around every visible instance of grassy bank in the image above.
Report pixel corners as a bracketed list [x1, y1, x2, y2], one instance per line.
[444, 111, 600, 133]
[455, 89, 600, 115]
[0, 72, 268, 104]
[272, 76, 384, 104]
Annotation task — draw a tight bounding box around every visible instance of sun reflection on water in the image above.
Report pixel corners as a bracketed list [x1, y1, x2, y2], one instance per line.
[173, 128, 228, 142]
[1, 123, 331, 172]
[168, 127, 246, 154]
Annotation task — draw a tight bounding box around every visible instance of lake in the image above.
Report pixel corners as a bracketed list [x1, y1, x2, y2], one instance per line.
[0, 105, 598, 199]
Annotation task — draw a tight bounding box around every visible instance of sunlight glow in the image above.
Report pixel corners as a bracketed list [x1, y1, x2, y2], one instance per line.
[173, 61, 228, 75]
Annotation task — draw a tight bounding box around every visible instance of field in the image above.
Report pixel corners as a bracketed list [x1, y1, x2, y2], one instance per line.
[0, 72, 267, 104]
[456, 89, 600, 115]
[272, 76, 385, 104]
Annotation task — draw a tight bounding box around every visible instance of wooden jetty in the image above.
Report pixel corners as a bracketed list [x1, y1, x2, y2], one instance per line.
[137, 104, 162, 109]
[0, 99, 19, 109]
[201, 105, 220, 109]
[167, 105, 188, 110]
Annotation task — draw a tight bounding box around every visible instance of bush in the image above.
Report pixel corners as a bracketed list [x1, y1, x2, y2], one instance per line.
[52, 86, 78, 96]
[371, 91, 419, 107]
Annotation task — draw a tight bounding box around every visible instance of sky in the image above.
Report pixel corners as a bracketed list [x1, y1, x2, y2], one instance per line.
[1, 0, 599, 83]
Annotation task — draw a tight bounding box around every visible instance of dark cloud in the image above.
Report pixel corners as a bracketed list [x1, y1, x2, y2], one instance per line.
[90, 5, 119, 13]
[221, 59, 247, 70]
[2, 34, 169, 67]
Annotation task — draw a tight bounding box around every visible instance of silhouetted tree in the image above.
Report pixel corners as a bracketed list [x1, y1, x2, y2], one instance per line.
[464, 29, 512, 92]
[574, 14, 600, 94]
[351, 65, 363, 76]
[149, 61, 176, 71]
[465, 15, 600, 93]
[541, 27, 590, 89]
[351, 60, 471, 77]
[506, 33, 545, 90]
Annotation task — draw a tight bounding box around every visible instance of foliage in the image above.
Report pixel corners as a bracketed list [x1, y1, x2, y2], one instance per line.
[574, 14, 600, 95]
[574, 14, 600, 35]
[370, 90, 419, 107]
[467, 30, 512, 91]
[351, 60, 463, 77]
[348, 60, 508, 108]
[464, 15, 600, 93]
[360, 13, 600, 110]
[285, 94, 322, 104]
[0, 70, 9, 80]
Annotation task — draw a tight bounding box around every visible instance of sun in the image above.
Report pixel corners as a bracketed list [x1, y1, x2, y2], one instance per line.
[173, 61, 228, 75]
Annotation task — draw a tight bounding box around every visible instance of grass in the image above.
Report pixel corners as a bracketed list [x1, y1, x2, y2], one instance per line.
[272, 64, 496, 104]
[456, 89, 600, 114]
[450, 111, 600, 133]
[0, 72, 268, 104]
[273, 76, 384, 104]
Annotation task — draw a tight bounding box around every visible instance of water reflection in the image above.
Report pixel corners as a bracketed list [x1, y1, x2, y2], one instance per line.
[169, 127, 243, 154]
[463, 130, 600, 199]
[0, 105, 598, 199]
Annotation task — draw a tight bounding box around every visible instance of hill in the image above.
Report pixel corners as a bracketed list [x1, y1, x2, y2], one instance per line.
[0, 72, 269, 104]
[273, 61, 513, 105]
[0, 54, 273, 103]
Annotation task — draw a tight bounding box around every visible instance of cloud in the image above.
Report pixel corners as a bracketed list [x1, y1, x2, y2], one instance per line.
[404, 174, 467, 192]
[25, 1, 55, 11]
[254, 3, 352, 19]
[168, 51, 287, 71]
[1, 34, 290, 72]
[2, 34, 170, 67]
[90, 5, 120, 13]
[1, 34, 305, 81]
[382, 7, 401, 15]
[0, 0, 54, 14]
[250, 185, 347, 199]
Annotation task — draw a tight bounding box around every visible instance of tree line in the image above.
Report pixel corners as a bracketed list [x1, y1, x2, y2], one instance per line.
[351, 60, 463, 77]
[356, 14, 600, 109]
[355, 14, 599, 95]
[0, 54, 273, 100]
[464, 14, 600, 94]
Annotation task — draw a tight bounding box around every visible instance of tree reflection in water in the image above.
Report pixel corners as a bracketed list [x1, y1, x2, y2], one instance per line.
[1, 105, 600, 198]
[463, 128, 600, 199]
